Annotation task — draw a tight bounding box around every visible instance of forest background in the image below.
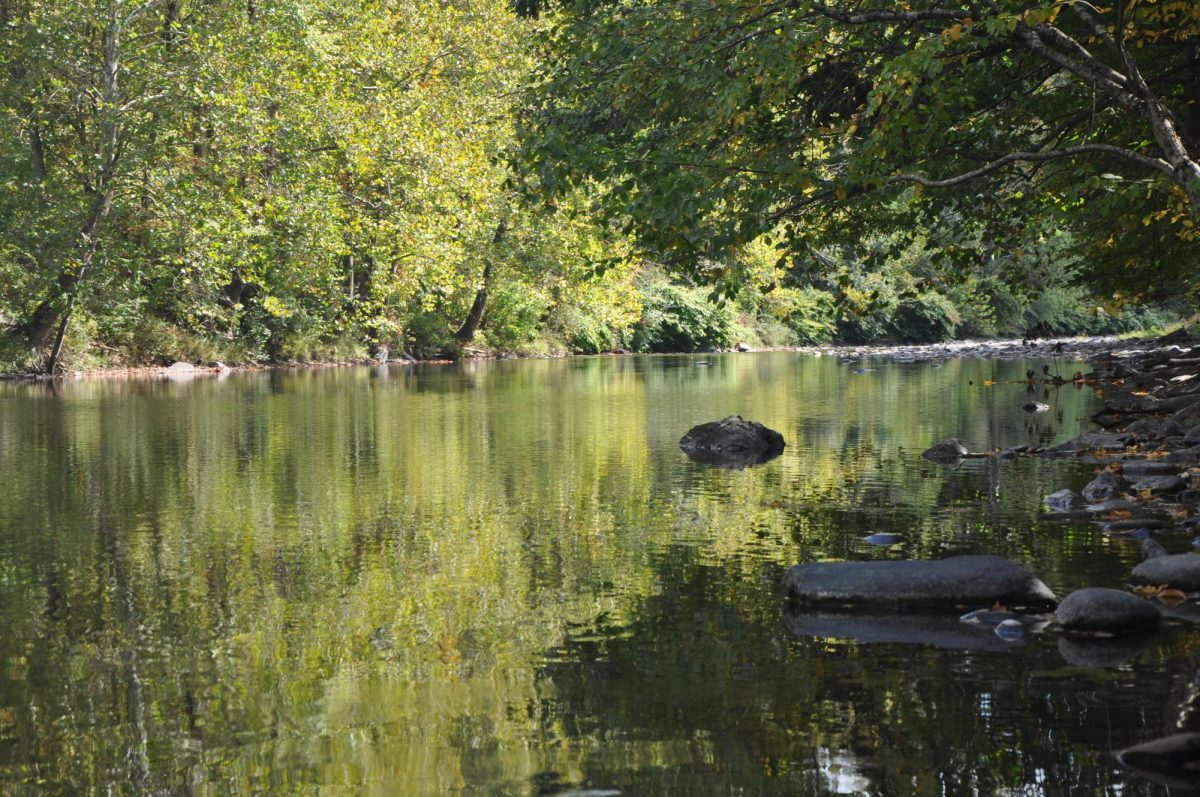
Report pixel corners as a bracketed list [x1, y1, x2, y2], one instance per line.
[0, 0, 1196, 373]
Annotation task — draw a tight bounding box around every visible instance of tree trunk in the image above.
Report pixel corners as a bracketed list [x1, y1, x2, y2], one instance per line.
[24, 4, 123, 373]
[453, 262, 492, 343]
[453, 218, 507, 343]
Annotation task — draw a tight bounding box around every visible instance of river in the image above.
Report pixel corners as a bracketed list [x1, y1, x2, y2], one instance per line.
[0, 353, 1191, 794]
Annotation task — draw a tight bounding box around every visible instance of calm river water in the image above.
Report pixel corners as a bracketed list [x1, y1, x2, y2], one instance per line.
[0, 352, 1196, 795]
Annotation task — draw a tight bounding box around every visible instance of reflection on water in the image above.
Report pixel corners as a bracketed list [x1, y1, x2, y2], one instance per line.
[0, 353, 1192, 794]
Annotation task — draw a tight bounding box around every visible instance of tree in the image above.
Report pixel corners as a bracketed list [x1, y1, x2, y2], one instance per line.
[0, 0, 185, 372]
[520, 0, 1200, 298]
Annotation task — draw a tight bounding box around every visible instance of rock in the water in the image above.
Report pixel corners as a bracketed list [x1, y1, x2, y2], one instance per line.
[922, 438, 969, 463]
[1167, 446, 1200, 464]
[1130, 474, 1186, 495]
[1142, 537, 1169, 560]
[165, 360, 195, 372]
[1117, 733, 1200, 789]
[1131, 553, 1200, 591]
[678, 416, 785, 468]
[1126, 419, 1164, 438]
[1120, 460, 1184, 475]
[1043, 489, 1078, 511]
[1185, 425, 1200, 445]
[1082, 471, 1124, 502]
[863, 533, 903, 546]
[1055, 588, 1161, 635]
[782, 555, 1057, 609]
[1050, 432, 1130, 455]
[1085, 498, 1139, 514]
[1164, 401, 1200, 436]
[1103, 518, 1171, 534]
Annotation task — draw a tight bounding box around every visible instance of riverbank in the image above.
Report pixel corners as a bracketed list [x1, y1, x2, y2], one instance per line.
[0, 330, 1185, 381]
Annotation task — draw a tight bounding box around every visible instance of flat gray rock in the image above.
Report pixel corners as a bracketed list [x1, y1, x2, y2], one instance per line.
[678, 416, 785, 468]
[782, 555, 1057, 610]
[1055, 588, 1161, 635]
[1164, 401, 1200, 436]
[1130, 474, 1186, 494]
[1167, 446, 1200, 464]
[1131, 553, 1200, 591]
[1119, 460, 1183, 475]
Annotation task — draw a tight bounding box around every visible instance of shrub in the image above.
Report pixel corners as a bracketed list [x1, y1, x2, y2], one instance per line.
[629, 276, 734, 352]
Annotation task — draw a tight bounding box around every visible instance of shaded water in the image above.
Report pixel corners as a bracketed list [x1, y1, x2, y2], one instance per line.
[0, 353, 1194, 795]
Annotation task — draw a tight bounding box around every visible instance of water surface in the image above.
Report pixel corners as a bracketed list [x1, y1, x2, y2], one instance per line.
[0, 353, 1192, 795]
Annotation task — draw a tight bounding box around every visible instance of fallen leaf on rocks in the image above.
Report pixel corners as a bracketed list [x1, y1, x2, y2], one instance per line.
[1104, 510, 1133, 520]
[1134, 584, 1169, 598]
[1137, 489, 1154, 500]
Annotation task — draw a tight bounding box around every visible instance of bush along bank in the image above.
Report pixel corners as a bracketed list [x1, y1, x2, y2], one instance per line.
[0, 262, 1183, 374]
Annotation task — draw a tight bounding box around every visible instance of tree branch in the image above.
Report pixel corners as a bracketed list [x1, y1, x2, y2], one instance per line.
[889, 144, 1174, 187]
[809, 3, 975, 24]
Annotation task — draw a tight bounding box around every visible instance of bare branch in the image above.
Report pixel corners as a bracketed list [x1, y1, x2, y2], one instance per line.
[1015, 24, 1135, 111]
[889, 144, 1174, 187]
[1031, 23, 1128, 90]
[809, 3, 975, 24]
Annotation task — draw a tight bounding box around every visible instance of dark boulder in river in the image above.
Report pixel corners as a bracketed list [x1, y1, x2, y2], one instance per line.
[782, 555, 1057, 610]
[1082, 470, 1123, 502]
[1130, 553, 1200, 591]
[1117, 733, 1200, 790]
[921, 438, 969, 463]
[1055, 588, 1161, 635]
[678, 416, 785, 468]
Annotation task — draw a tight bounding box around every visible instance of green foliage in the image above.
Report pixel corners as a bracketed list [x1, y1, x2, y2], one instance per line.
[758, 286, 838, 345]
[629, 273, 734, 353]
[521, 0, 1200, 302]
[479, 280, 549, 352]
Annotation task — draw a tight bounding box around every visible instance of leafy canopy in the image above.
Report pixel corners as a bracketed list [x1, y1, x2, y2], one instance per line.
[521, 0, 1200, 298]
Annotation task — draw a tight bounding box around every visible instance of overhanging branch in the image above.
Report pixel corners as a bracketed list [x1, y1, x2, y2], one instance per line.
[889, 144, 1174, 188]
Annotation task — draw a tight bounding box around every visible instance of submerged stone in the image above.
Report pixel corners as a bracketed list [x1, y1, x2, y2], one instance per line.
[785, 609, 1029, 651]
[863, 533, 903, 546]
[678, 416, 785, 468]
[782, 555, 1057, 610]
